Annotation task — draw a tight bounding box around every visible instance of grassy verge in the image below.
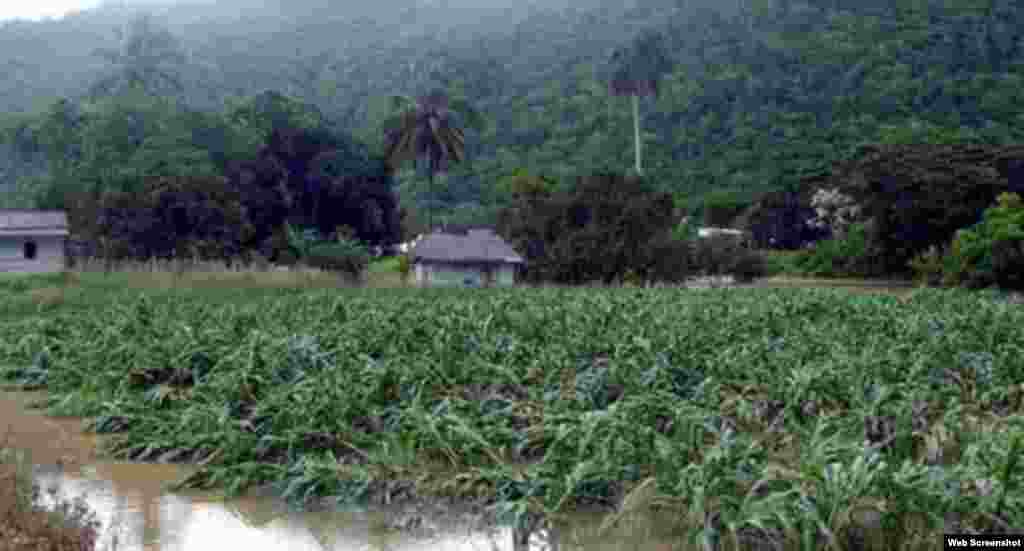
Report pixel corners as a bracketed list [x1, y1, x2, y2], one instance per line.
[367, 255, 402, 275]
[0, 257, 413, 322]
[761, 249, 807, 276]
[1, 270, 1023, 549]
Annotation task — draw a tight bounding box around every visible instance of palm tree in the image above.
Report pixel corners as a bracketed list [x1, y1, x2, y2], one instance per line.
[606, 30, 674, 177]
[380, 89, 484, 231]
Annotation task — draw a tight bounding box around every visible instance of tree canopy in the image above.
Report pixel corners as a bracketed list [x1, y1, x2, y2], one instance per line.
[3, 1, 1024, 256]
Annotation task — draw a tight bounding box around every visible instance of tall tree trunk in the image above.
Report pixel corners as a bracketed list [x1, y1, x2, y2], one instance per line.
[632, 94, 643, 176]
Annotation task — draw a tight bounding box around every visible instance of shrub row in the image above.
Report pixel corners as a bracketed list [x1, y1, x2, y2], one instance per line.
[909, 192, 1024, 291]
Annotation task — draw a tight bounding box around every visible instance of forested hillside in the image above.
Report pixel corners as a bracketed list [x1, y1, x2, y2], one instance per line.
[2, 0, 1024, 229]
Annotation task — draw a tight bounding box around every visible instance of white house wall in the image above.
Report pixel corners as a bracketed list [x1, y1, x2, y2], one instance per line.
[413, 262, 518, 287]
[495, 265, 515, 285]
[0, 235, 66, 273]
[424, 263, 479, 287]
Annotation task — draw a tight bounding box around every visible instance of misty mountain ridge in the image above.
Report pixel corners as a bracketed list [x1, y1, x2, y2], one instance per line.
[2, 0, 1023, 232]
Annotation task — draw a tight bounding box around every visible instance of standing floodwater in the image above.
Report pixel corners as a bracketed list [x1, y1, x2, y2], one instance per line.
[0, 390, 679, 551]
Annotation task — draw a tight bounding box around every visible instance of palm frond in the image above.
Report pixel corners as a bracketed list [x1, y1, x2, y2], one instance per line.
[378, 84, 480, 223]
[605, 30, 673, 98]
[386, 95, 416, 115]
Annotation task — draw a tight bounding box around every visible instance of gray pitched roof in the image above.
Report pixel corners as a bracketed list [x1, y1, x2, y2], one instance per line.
[0, 210, 69, 237]
[411, 228, 524, 264]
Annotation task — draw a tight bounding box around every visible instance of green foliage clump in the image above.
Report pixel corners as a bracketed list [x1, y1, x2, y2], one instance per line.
[790, 222, 873, 278]
[939, 192, 1024, 290]
[638, 235, 692, 285]
[724, 248, 769, 283]
[669, 215, 698, 242]
[499, 172, 684, 285]
[284, 223, 321, 259]
[4, 88, 400, 266]
[304, 240, 370, 279]
[733, 188, 830, 250]
[908, 245, 946, 287]
[85, 173, 253, 262]
[695, 190, 758, 228]
[396, 254, 412, 281]
[497, 171, 770, 286]
[267, 226, 298, 266]
[817, 144, 1024, 277]
[689, 234, 767, 283]
[496, 167, 558, 198]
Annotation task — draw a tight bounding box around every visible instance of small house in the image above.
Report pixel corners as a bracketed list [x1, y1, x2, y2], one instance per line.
[410, 228, 525, 287]
[0, 210, 70, 273]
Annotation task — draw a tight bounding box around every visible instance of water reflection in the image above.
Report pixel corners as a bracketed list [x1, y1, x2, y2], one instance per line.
[1, 389, 524, 551]
[4, 381, 684, 550]
[33, 467, 544, 551]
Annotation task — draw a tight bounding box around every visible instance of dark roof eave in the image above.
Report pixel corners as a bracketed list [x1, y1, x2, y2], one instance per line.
[0, 230, 70, 236]
[413, 256, 525, 264]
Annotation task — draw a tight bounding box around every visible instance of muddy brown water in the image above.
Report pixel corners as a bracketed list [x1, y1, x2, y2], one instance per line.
[0, 278, 924, 551]
[0, 389, 687, 551]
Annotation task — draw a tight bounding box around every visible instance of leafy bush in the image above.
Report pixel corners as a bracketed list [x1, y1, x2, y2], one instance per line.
[621, 269, 645, 287]
[697, 190, 758, 228]
[304, 239, 370, 278]
[940, 192, 1024, 290]
[726, 249, 769, 283]
[498, 172, 679, 285]
[397, 254, 412, 281]
[669, 215, 699, 242]
[88, 173, 253, 262]
[908, 245, 945, 287]
[790, 222, 872, 277]
[266, 225, 298, 265]
[820, 144, 1024, 277]
[762, 250, 804, 276]
[691, 234, 735, 275]
[638, 235, 692, 284]
[690, 234, 767, 282]
[734, 189, 830, 250]
[991, 238, 1024, 289]
[276, 250, 299, 267]
[285, 222, 321, 258]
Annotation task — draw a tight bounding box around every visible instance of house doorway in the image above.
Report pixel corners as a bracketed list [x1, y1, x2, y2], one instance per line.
[23, 241, 37, 260]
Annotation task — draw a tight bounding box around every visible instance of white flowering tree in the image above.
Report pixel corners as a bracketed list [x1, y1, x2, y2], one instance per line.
[807, 188, 863, 239]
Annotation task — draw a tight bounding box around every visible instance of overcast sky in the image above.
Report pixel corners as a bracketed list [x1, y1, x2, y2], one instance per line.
[0, 1, 103, 22]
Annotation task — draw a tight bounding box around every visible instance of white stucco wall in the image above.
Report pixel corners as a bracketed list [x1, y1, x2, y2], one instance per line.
[413, 261, 519, 287]
[495, 265, 516, 285]
[0, 235, 66, 272]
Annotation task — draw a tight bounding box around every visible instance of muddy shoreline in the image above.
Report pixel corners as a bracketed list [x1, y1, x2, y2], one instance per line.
[0, 387, 576, 548]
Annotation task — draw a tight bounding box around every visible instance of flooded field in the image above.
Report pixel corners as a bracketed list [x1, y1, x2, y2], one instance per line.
[0, 388, 687, 551]
[2, 276, 1021, 551]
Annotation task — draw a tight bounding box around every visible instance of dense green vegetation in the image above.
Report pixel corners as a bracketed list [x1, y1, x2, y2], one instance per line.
[2, 275, 1023, 548]
[3, 3, 1024, 549]
[933, 192, 1024, 289]
[4, 0, 1024, 228]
